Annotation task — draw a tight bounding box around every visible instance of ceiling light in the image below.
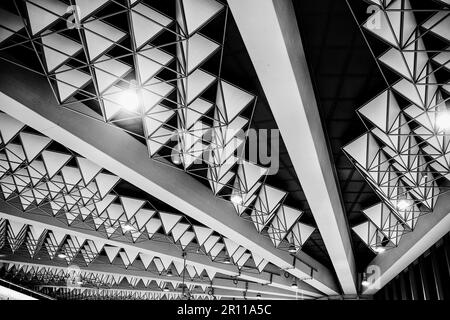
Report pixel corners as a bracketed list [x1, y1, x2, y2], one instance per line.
[163, 286, 170, 292]
[57, 253, 67, 259]
[291, 280, 298, 289]
[256, 293, 261, 300]
[288, 243, 297, 253]
[223, 257, 232, 264]
[171, 146, 182, 165]
[373, 246, 386, 254]
[396, 199, 413, 211]
[122, 223, 135, 233]
[166, 269, 173, 277]
[230, 194, 243, 205]
[436, 111, 450, 132]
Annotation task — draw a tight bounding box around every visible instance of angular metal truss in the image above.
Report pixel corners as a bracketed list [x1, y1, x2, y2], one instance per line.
[344, 0, 449, 253]
[0, 112, 325, 299]
[0, 0, 315, 255]
[0, 256, 308, 300]
[1, 112, 307, 272]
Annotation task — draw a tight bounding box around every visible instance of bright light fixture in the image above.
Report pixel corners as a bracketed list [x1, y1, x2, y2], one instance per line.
[163, 286, 170, 292]
[122, 223, 135, 233]
[57, 253, 67, 259]
[288, 244, 297, 253]
[231, 194, 243, 205]
[396, 199, 412, 211]
[373, 246, 386, 254]
[436, 111, 450, 132]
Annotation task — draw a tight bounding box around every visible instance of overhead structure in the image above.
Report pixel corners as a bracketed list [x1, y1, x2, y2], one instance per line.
[0, 0, 319, 261]
[362, 191, 450, 295]
[0, 257, 309, 300]
[0, 10, 338, 294]
[345, 0, 450, 257]
[0, 113, 323, 297]
[228, 0, 358, 294]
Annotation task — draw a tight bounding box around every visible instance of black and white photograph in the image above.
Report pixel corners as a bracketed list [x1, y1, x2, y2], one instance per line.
[0, 0, 448, 314]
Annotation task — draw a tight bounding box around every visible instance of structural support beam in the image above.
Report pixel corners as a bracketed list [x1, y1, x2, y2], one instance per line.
[0, 257, 309, 299]
[228, 0, 357, 294]
[0, 58, 338, 295]
[362, 192, 450, 295]
[0, 194, 321, 297]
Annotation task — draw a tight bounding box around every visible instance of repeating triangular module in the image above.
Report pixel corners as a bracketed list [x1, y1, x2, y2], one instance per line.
[41, 150, 72, 178]
[0, 113, 25, 145]
[95, 173, 120, 198]
[74, 0, 110, 21]
[120, 197, 145, 220]
[76, 157, 102, 184]
[104, 245, 120, 263]
[159, 212, 182, 234]
[178, 0, 224, 36]
[41, 32, 82, 72]
[131, 4, 172, 49]
[84, 19, 126, 62]
[0, 9, 25, 43]
[193, 225, 213, 246]
[54, 65, 91, 102]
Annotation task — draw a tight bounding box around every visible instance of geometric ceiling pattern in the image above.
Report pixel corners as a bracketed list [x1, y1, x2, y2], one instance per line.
[344, 0, 449, 253]
[0, 111, 317, 299]
[1, 261, 219, 300]
[0, 0, 315, 254]
[0, 112, 283, 272]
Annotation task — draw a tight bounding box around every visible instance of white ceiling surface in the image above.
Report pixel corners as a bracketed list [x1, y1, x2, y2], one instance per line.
[0, 0, 340, 297]
[0, 284, 37, 300]
[0, 112, 322, 297]
[1, 0, 446, 299]
[228, 0, 358, 294]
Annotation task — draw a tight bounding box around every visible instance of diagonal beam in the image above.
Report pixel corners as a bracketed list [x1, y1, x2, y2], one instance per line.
[362, 192, 450, 295]
[228, 0, 357, 294]
[0, 199, 321, 297]
[0, 58, 338, 295]
[0, 257, 310, 299]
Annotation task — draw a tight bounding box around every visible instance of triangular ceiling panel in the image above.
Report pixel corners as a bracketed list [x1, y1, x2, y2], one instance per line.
[179, 0, 223, 36]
